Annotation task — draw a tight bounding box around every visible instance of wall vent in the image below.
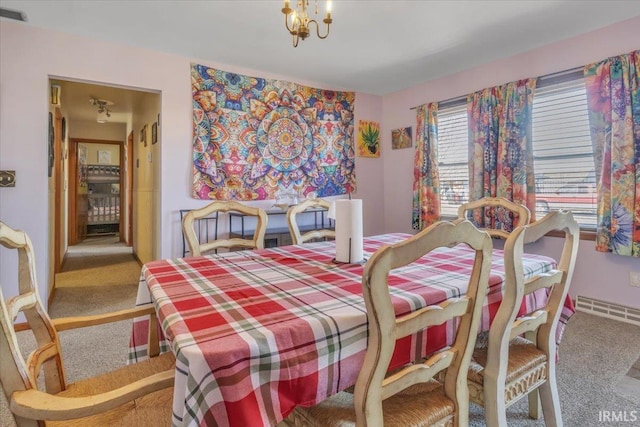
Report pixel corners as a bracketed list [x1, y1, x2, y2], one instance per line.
[575, 296, 640, 326]
[0, 8, 28, 22]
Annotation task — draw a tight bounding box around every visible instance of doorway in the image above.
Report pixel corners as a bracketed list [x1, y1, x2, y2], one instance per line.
[68, 139, 125, 245]
[50, 78, 160, 294]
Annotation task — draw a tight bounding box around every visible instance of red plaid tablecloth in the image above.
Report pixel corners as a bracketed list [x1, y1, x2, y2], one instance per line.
[128, 233, 574, 427]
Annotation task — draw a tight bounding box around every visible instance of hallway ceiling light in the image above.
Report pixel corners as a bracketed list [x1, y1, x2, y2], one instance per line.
[89, 97, 113, 123]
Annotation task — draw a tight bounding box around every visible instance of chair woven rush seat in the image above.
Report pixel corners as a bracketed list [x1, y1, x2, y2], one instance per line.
[467, 336, 548, 406]
[46, 352, 175, 427]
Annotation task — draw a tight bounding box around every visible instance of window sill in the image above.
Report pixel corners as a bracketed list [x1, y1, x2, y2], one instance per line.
[545, 229, 595, 241]
[440, 215, 596, 241]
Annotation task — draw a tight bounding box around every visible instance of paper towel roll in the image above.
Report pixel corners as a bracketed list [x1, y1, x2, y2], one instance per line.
[334, 199, 364, 263]
[327, 201, 336, 220]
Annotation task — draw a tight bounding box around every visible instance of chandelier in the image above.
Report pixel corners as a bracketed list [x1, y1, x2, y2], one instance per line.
[282, 0, 333, 47]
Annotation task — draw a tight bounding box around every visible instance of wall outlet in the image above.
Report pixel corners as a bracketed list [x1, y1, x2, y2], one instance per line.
[630, 272, 640, 288]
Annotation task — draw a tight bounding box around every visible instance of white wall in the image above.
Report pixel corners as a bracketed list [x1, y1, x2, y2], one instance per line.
[132, 92, 161, 263]
[380, 17, 640, 308]
[0, 21, 381, 305]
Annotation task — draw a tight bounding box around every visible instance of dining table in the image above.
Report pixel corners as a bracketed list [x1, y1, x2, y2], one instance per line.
[128, 233, 574, 427]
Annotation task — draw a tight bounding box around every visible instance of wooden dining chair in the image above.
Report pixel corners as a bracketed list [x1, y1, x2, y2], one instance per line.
[467, 210, 579, 427]
[0, 221, 175, 427]
[286, 198, 335, 245]
[182, 201, 268, 256]
[457, 197, 531, 239]
[283, 220, 493, 427]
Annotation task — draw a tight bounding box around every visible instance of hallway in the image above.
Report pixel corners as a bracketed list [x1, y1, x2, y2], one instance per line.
[56, 236, 141, 288]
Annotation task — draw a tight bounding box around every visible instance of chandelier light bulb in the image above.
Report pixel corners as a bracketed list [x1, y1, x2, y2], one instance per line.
[282, 0, 332, 47]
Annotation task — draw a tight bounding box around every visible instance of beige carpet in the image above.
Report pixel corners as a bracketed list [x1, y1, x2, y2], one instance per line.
[55, 236, 141, 287]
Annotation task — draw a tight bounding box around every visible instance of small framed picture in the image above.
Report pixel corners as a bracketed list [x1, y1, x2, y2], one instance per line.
[391, 126, 412, 149]
[48, 112, 54, 177]
[98, 150, 111, 164]
[140, 125, 147, 146]
[152, 122, 158, 144]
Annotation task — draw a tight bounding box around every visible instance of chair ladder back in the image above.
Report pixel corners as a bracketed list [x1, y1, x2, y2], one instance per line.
[523, 210, 579, 353]
[508, 269, 563, 339]
[481, 210, 579, 427]
[481, 224, 527, 421]
[0, 222, 67, 399]
[2, 221, 177, 426]
[286, 198, 335, 245]
[381, 349, 457, 401]
[457, 197, 531, 239]
[183, 201, 268, 255]
[355, 220, 493, 427]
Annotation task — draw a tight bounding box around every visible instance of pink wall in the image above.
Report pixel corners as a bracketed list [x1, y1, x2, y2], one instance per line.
[354, 93, 385, 235]
[0, 21, 382, 304]
[380, 17, 640, 308]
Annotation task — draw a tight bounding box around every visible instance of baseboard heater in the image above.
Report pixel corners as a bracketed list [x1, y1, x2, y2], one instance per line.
[575, 295, 640, 326]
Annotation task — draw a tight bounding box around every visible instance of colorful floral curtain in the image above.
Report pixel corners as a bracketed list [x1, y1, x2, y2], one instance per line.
[584, 50, 640, 257]
[467, 79, 537, 231]
[412, 103, 440, 230]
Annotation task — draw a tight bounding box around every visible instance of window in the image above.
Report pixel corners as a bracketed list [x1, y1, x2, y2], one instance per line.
[437, 103, 469, 217]
[434, 73, 597, 229]
[531, 77, 597, 229]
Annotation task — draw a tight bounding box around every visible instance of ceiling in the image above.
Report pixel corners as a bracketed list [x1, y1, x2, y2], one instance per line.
[3, 1, 640, 98]
[50, 79, 155, 123]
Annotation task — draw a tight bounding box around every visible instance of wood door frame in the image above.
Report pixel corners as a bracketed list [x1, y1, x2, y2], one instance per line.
[67, 138, 124, 245]
[126, 131, 134, 246]
[68, 139, 78, 245]
[53, 108, 63, 273]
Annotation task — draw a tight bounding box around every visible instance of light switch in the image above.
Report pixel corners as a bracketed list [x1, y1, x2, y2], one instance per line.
[0, 170, 16, 187]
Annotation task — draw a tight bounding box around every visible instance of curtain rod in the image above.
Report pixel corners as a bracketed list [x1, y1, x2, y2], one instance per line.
[408, 65, 583, 111]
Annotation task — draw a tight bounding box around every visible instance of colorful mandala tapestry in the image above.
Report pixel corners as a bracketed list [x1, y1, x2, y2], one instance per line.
[191, 64, 356, 200]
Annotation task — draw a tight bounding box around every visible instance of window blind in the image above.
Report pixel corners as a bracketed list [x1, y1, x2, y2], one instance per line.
[437, 104, 469, 217]
[531, 78, 597, 228]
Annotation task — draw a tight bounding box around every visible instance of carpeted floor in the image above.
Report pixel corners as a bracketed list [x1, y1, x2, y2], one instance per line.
[1, 238, 639, 426]
[55, 236, 141, 287]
